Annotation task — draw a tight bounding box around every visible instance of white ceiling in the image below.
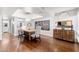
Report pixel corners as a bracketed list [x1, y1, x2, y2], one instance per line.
[1, 7, 20, 17]
[12, 8, 43, 19]
[0, 7, 77, 19]
[32, 7, 76, 16]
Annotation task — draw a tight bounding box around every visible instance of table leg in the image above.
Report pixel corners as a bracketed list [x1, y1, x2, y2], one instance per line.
[29, 33, 31, 40]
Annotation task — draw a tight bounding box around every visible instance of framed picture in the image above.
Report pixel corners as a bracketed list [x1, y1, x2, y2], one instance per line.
[3, 22, 8, 28]
[17, 21, 25, 28]
[27, 23, 32, 27]
[35, 20, 50, 31]
[4, 23, 8, 27]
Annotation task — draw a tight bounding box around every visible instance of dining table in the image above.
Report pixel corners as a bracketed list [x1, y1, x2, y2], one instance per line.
[21, 26, 36, 40]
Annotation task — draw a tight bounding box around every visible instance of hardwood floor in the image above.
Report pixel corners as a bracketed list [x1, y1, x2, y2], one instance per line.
[0, 33, 79, 52]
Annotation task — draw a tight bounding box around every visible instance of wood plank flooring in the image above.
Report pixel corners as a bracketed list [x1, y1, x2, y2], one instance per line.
[0, 33, 79, 52]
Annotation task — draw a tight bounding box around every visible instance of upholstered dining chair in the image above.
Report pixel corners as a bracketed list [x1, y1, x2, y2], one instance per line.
[14, 29, 25, 51]
[12, 29, 25, 52]
[31, 26, 41, 41]
[18, 29, 25, 43]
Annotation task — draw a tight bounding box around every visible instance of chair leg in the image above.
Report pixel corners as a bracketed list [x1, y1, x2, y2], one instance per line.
[39, 37, 41, 42]
[18, 35, 24, 43]
[21, 36, 25, 43]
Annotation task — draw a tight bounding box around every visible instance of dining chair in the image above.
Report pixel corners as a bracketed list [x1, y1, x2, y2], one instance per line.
[9, 29, 25, 52]
[14, 29, 25, 51]
[31, 26, 41, 41]
[18, 29, 25, 43]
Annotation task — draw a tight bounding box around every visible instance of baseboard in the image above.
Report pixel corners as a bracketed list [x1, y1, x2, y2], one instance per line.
[40, 34, 53, 39]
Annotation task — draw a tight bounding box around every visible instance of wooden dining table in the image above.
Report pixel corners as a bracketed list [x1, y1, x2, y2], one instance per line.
[21, 27, 36, 40]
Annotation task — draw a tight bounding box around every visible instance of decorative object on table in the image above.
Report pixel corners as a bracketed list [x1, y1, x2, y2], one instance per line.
[27, 23, 32, 30]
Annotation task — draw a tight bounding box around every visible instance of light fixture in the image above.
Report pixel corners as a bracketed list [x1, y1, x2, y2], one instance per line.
[25, 19, 31, 21]
[22, 7, 32, 14]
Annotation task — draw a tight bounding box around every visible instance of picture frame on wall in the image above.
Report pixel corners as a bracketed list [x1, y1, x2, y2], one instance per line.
[35, 20, 50, 31]
[3, 21, 9, 33]
[4, 23, 8, 27]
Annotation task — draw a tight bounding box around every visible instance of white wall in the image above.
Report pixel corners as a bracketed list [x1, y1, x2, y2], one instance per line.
[0, 7, 19, 37]
[76, 11, 79, 42]
[0, 17, 2, 40]
[13, 17, 25, 36]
